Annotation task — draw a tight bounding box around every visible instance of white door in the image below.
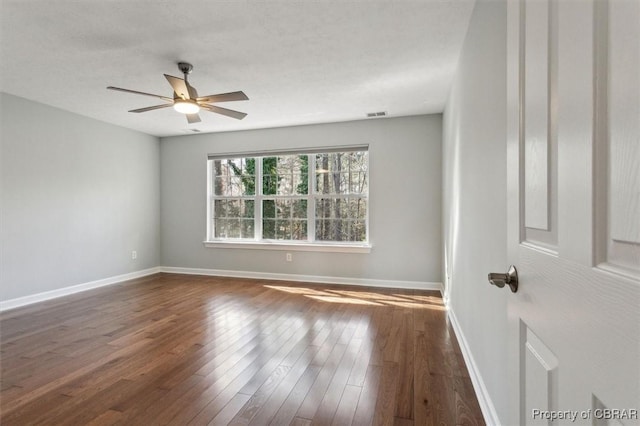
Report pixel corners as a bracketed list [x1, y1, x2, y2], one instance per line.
[505, 0, 639, 425]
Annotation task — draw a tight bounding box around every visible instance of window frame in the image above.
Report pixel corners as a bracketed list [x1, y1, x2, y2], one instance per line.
[204, 146, 371, 253]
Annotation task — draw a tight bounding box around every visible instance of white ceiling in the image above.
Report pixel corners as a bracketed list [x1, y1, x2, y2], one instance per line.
[0, 1, 474, 137]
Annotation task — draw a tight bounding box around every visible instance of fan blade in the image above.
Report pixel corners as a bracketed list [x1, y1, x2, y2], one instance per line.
[202, 104, 247, 120]
[164, 74, 191, 100]
[197, 91, 249, 103]
[107, 86, 173, 102]
[128, 104, 174, 113]
[186, 113, 201, 124]
[186, 82, 198, 99]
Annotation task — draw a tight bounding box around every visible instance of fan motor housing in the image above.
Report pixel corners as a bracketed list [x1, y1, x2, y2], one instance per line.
[178, 62, 193, 75]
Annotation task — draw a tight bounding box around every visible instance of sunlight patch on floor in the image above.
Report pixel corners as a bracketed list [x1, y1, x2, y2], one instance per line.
[306, 295, 383, 306]
[265, 284, 445, 309]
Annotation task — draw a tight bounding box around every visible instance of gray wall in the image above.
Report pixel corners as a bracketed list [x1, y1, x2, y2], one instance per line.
[161, 115, 442, 285]
[442, 0, 508, 422]
[0, 93, 160, 301]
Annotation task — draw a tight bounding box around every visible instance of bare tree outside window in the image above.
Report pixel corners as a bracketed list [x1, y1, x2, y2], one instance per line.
[212, 158, 255, 238]
[315, 152, 368, 242]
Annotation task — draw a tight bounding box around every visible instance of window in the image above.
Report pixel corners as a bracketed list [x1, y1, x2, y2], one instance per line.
[207, 147, 369, 249]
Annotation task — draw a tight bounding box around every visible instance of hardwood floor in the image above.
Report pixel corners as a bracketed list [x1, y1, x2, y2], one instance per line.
[0, 273, 485, 425]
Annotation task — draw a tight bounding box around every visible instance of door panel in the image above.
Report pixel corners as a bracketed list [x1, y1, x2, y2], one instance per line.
[523, 0, 559, 251]
[523, 0, 550, 231]
[522, 323, 559, 426]
[507, 0, 639, 424]
[596, 0, 640, 277]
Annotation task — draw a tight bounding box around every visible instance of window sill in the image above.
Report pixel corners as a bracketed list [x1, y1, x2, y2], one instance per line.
[203, 240, 372, 253]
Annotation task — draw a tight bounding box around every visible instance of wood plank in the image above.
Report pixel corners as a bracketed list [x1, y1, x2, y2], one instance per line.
[84, 409, 123, 426]
[352, 364, 382, 426]
[372, 361, 400, 426]
[243, 345, 322, 425]
[295, 342, 348, 420]
[207, 393, 251, 426]
[226, 364, 290, 425]
[330, 384, 361, 426]
[291, 417, 312, 426]
[267, 365, 322, 426]
[394, 309, 414, 420]
[413, 330, 431, 425]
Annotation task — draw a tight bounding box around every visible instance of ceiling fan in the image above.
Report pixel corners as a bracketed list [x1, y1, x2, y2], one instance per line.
[107, 62, 248, 124]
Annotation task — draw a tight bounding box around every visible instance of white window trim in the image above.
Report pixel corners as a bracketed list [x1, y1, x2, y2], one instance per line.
[202, 240, 371, 253]
[206, 147, 370, 250]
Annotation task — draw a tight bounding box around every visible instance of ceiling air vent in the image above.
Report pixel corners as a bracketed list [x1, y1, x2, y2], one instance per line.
[366, 111, 387, 118]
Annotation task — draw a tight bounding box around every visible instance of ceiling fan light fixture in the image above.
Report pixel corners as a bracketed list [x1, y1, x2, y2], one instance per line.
[108, 63, 248, 124]
[173, 100, 200, 114]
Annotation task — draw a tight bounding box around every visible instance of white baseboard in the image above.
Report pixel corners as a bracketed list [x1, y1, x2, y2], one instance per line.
[447, 305, 500, 426]
[0, 267, 162, 312]
[160, 266, 442, 292]
[0, 266, 441, 312]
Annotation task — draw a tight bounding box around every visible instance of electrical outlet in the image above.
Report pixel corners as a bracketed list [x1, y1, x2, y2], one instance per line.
[132, 250, 137, 260]
[286, 253, 292, 262]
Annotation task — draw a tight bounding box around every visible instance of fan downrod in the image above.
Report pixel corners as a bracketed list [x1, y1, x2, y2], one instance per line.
[178, 62, 193, 75]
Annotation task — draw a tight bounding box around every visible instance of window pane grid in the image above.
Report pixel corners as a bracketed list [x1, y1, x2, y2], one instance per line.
[213, 158, 256, 196]
[262, 198, 308, 240]
[212, 199, 255, 239]
[314, 152, 368, 195]
[209, 150, 367, 243]
[262, 155, 308, 196]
